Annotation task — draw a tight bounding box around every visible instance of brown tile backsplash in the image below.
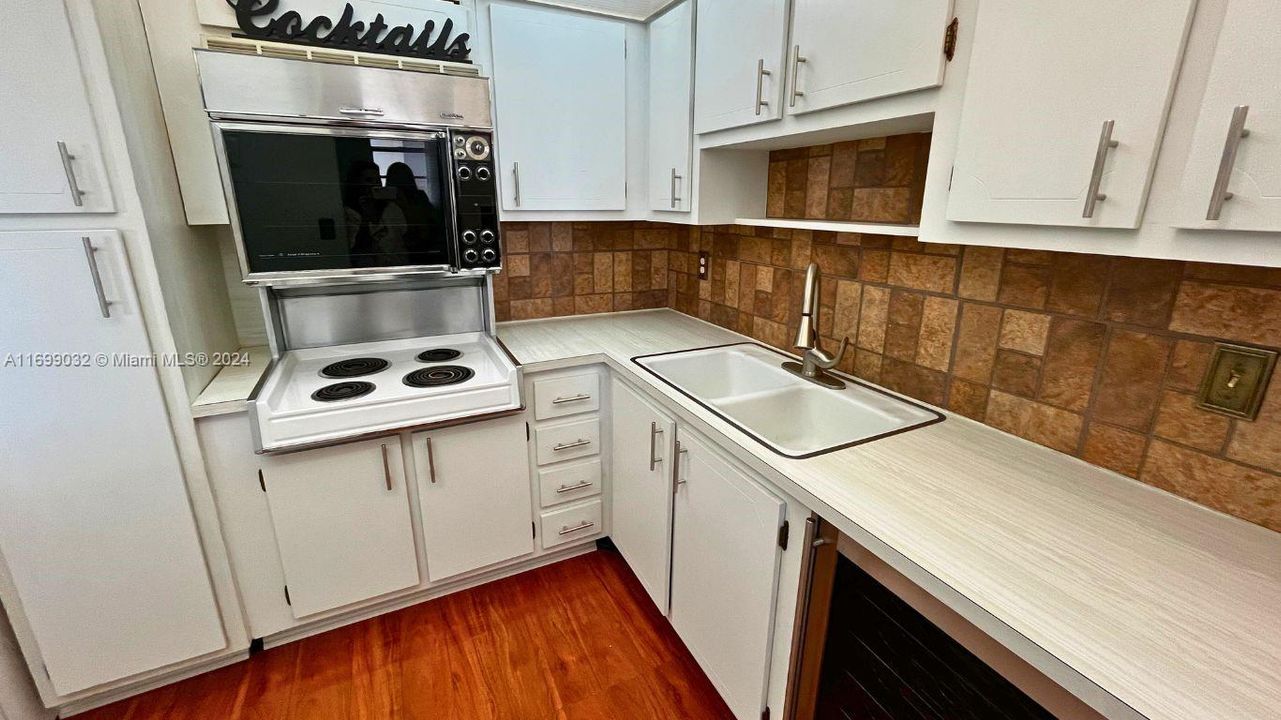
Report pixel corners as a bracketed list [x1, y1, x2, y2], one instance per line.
[498, 133, 1281, 534]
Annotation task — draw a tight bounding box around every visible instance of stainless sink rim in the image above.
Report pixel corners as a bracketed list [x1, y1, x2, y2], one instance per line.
[632, 342, 945, 459]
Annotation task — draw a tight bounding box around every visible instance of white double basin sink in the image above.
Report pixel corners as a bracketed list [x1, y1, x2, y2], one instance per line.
[634, 343, 942, 458]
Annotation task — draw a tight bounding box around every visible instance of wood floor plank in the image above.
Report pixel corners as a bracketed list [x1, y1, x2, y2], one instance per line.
[75, 551, 735, 720]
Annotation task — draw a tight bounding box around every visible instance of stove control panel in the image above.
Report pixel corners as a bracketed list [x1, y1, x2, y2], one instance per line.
[450, 131, 501, 272]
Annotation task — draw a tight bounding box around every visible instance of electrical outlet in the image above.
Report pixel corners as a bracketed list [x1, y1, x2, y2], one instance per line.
[698, 251, 710, 280]
[1197, 343, 1277, 420]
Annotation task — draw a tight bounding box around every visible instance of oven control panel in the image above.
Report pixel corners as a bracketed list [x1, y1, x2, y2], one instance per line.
[450, 131, 501, 271]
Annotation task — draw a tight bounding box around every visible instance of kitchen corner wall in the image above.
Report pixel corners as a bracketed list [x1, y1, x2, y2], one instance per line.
[493, 222, 677, 321]
[498, 133, 1281, 533]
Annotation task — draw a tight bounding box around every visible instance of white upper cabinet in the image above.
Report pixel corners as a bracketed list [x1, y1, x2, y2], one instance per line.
[669, 429, 785, 720]
[0, 231, 223, 696]
[694, 0, 789, 134]
[490, 3, 627, 210]
[1176, 0, 1281, 232]
[261, 438, 420, 618]
[0, 0, 113, 214]
[413, 416, 534, 582]
[609, 378, 677, 612]
[786, 0, 954, 115]
[946, 0, 1196, 229]
[647, 0, 694, 212]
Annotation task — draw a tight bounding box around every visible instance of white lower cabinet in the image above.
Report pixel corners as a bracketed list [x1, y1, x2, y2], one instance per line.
[670, 428, 787, 720]
[413, 417, 534, 582]
[609, 377, 677, 612]
[260, 437, 420, 618]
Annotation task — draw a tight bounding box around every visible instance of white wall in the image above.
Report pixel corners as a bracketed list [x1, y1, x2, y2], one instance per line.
[90, 0, 242, 395]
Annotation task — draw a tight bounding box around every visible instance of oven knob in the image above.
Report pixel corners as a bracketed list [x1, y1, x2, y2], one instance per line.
[463, 249, 480, 264]
[475, 167, 491, 182]
[481, 248, 498, 263]
[454, 136, 466, 147]
[465, 136, 492, 161]
[457, 166, 472, 182]
[480, 230, 496, 244]
[462, 230, 478, 245]
[453, 148, 467, 160]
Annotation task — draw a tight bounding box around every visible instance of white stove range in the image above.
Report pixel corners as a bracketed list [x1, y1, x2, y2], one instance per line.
[251, 331, 521, 452]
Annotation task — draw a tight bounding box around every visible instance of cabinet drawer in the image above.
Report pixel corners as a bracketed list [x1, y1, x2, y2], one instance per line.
[540, 499, 603, 549]
[533, 373, 601, 420]
[535, 417, 600, 465]
[538, 458, 603, 508]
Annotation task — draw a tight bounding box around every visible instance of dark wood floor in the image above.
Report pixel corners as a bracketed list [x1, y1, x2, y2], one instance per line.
[78, 550, 732, 720]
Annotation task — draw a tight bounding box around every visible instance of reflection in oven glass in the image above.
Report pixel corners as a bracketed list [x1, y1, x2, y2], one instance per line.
[224, 131, 453, 274]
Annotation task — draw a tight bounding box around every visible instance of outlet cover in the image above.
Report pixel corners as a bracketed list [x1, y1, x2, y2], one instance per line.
[1196, 343, 1277, 420]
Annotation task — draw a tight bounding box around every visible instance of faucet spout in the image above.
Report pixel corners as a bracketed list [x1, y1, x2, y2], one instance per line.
[794, 262, 820, 351]
[785, 262, 849, 389]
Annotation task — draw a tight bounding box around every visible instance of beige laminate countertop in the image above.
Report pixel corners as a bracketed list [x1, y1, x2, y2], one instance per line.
[498, 309, 1281, 720]
[191, 346, 270, 418]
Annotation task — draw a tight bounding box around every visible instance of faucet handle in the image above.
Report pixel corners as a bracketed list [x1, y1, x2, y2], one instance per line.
[811, 336, 849, 370]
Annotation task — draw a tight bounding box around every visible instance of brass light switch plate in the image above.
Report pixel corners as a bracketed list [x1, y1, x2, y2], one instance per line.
[1197, 343, 1277, 420]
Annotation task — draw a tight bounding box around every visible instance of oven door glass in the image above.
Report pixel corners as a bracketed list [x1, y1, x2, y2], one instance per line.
[222, 129, 453, 275]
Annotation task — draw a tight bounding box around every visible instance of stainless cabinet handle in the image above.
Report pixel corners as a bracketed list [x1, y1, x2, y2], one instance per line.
[1206, 105, 1251, 221]
[551, 394, 592, 405]
[670, 168, 683, 209]
[425, 437, 437, 484]
[556, 480, 594, 494]
[81, 237, 111, 318]
[754, 59, 772, 116]
[672, 440, 689, 493]
[789, 45, 808, 108]
[649, 421, 664, 471]
[58, 141, 86, 207]
[338, 106, 386, 116]
[558, 520, 595, 536]
[513, 162, 521, 207]
[1082, 120, 1119, 219]
[553, 438, 591, 452]
[380, 443, 393, 491]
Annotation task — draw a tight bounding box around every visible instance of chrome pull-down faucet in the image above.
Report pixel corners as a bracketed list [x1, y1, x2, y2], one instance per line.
[784, 263, 848, 389]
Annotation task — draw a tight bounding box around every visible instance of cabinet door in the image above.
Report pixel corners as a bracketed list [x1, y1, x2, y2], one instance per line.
[490, 4, 626, 211]
[946, 0, 1195, 229]
[609, 378, 677, 612]
[0, 0, 113, 213]
[670, 429, 785, 720]
[261, 438, 420, 618]
[1176, 0, 1281, 231]
[648, 0, 694, 212]
[788, 0, 953, 115]
[414, 417, 534, 582]
[0, 231, 223, 696]
[694, 0, 789, 134]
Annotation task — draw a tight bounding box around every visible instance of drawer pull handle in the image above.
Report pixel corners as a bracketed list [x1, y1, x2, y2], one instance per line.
[649, 421, 664, 471]
[425, 437, 437, 484]
[1206, 105, 1251, 221]
[81, 237, 112, 318]
[556, 480, 594, 494]
[59, 141, 87, 207]
[380, 443, 393, 491]
[553, 439, 591, 452]
[1082, 119, 1119, 219]
[552, 394, 592, 405]
[559, 520, 595, 536]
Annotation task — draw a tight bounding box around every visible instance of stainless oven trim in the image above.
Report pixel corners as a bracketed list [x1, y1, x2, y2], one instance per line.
[210, 119, 477, 286]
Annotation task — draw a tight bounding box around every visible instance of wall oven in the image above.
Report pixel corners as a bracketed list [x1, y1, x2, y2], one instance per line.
[196, 50, 502, 286]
